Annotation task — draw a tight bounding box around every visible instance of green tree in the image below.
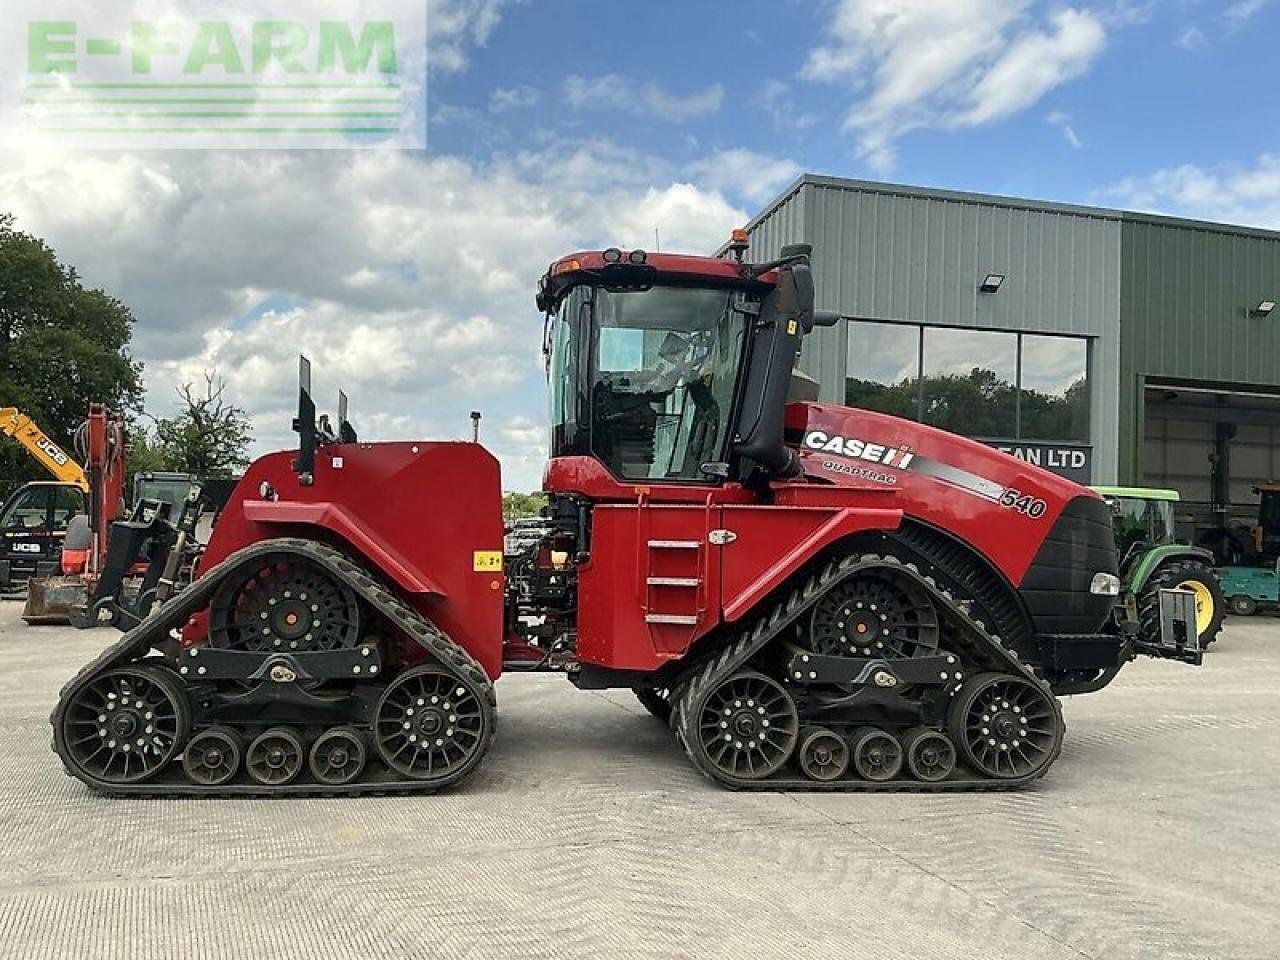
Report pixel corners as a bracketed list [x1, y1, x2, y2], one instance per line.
[0, 213, 143, 486]
[153, 371, 253, 477]
[502, 491, 547, 521]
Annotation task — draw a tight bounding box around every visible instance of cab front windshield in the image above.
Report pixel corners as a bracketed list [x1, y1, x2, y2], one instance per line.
[1108, 495, 1177, 559]
[548, 282, 748, 481]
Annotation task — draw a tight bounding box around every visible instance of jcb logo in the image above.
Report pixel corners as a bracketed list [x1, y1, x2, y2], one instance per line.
[36, 437, 70, 466]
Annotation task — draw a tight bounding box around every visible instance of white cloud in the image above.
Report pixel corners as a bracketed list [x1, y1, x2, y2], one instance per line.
[428, 0, 514, 73]
[1, 142, 749, 490]
[1225, 0, 1273, 27]
[1175, 25, 1208, 50]
[802, 1, 1106, 171]
[753, 80, 821, 132]
[688, 149, 802, 206]
[489, 85, 540, 113]
[564, 74, 724, 123]
[1104, 154, 1280, 229]
[1046, 110, 1083, 149]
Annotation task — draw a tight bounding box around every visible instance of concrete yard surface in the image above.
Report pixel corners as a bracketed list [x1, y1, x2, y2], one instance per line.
[0, 602, 1276, 960]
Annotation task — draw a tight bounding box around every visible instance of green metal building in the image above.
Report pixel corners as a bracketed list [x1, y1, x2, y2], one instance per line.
[741, 175, 1280, 535]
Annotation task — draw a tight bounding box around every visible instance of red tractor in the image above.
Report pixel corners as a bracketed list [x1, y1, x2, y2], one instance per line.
[52, 240, 1199, 795]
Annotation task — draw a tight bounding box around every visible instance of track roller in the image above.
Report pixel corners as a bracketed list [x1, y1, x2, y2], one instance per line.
[182, 726, 244, 786]
[849, 727, 902, 782]
[57, 664, 190, 786]
[682, 669, 799, 780]
[902, 727, 956, 782]
[309, 727, 367, 786]
[375, 664, 490, 782]
[797, 727, 849, 781]
[246, 727, 306, 786]
[947, 673, 1062, 780]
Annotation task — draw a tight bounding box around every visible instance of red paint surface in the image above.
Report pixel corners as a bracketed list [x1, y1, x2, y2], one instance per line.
[194, 442, 506, 679]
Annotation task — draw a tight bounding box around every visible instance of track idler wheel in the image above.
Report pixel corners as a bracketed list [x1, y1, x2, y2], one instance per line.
[686, 670, 798, 780]
[849, 727, 903, 782]
[902, 727, 956, 782]
[245, 727, 306, 786]
[797, 726, 850, 782]
[374, 664, 490, 783]
[59, 665, 190, 785]
[947, 673, 1062, 780]
[182, 726, 244, 786]
[309, 727, 367, 786]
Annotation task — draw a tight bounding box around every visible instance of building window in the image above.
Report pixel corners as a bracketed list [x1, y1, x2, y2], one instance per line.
[845, 322, 1091, 444]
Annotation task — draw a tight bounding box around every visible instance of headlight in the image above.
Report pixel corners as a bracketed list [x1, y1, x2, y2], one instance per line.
[1090, 572, 1121, 596]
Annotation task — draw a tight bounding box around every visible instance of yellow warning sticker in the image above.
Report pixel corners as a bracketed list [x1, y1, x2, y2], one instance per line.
[473, 551, 504, 572]
[787, 319, 798, 335]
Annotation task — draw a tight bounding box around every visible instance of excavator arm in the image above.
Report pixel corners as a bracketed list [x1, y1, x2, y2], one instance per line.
[0, 408, 90, 492]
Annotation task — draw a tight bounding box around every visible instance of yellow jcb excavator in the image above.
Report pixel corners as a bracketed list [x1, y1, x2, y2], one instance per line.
[0, 408, 91, 593]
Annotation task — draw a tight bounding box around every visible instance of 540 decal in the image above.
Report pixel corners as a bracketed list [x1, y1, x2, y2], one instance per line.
[999, 488, 1048, 519]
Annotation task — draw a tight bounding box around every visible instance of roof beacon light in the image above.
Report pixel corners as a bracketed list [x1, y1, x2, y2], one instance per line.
[979, 273, 1005, 294]
[602, 247, 623, 264]
[727, 227, 751, 263]
[1254, 300, 1276, 317]
[628, 249, 648, 264]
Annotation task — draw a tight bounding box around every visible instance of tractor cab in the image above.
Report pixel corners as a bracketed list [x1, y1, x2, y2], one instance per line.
[537, 242, 838, 489]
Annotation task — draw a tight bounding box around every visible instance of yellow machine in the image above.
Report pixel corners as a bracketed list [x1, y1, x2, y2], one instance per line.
[0, 407, 90, 594]
[0, 408, 90, 492]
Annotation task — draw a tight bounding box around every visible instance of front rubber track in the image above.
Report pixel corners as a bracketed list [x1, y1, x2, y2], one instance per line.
[50, 538, 498, 798]
[672, 553, 1065, 792]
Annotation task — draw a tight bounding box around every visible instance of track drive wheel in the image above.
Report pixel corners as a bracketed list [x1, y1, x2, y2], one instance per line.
[808, 568, 939, 657]
[797, 727, 849, 781]
[58, 665, 190, 785]
[245, 727, 306, 786]
[902, 727, 956, 782]
[634, 686, 673, 724]
[849, 727, 902, 782]
[947, 673, 1061, 780]
[681, 670, 799, 781]
[182, 726, 244, 786]
[1139, 559, 1226, 649]
[309, 727, 367, 786]
[374, 664, 491, 783]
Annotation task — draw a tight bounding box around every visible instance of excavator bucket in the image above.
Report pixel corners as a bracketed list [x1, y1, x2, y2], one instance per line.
[21, 575, 89, 625]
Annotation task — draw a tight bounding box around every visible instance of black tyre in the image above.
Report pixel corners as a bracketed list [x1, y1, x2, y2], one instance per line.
[902, 727, 956, 782]
[947, 673, 1061, 780]
[1139, 559, 1226, 649]
[849, 727, 902, 782]
[798, 726, 850, 781]
[681, 669, 799, 780]
[309, 727, 367, 786]
[183, 727, 244, 786]
[1229, 595, 1258, 617]
[58, 665, 190, 785]
[634, 686, 672, 724]
[245, 727, 306, 786]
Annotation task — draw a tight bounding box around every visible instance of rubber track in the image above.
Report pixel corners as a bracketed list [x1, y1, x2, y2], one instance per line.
[49, 538, 497, 798]
[671, 553, 1065, 792]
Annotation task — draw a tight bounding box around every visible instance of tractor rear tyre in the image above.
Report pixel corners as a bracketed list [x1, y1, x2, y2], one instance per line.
[1139, 559, 1226, 650]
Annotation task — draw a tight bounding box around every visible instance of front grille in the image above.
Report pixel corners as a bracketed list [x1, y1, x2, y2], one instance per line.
[1020, 495, 1118, 636]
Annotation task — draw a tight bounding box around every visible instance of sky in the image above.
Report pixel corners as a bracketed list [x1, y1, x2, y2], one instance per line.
[3, 0, 1280, 491]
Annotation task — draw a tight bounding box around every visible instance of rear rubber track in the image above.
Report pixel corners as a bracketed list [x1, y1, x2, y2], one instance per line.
[50, 538, 497, 798]
[671, 553, 1065, 792]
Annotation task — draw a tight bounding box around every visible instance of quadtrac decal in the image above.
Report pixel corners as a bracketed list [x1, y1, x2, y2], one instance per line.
[801, 430, 1048, 519]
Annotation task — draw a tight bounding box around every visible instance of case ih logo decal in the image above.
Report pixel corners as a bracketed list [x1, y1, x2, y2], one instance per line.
[802, 431, 916, 469]
[801, 429, 1049, 519]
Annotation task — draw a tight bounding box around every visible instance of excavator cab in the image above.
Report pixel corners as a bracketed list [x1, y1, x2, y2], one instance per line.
[0, 481, 86, 592]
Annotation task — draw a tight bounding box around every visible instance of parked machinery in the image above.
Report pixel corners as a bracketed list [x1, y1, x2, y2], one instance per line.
[51, 240, 1200, 797]
[1094, 487, 1224, 650]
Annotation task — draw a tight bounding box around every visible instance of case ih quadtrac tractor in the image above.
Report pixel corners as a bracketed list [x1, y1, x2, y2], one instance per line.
[52, 239, 1200, 796]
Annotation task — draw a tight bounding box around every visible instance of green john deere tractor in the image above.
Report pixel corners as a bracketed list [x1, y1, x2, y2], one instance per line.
[1094, 487, 1226, 650]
